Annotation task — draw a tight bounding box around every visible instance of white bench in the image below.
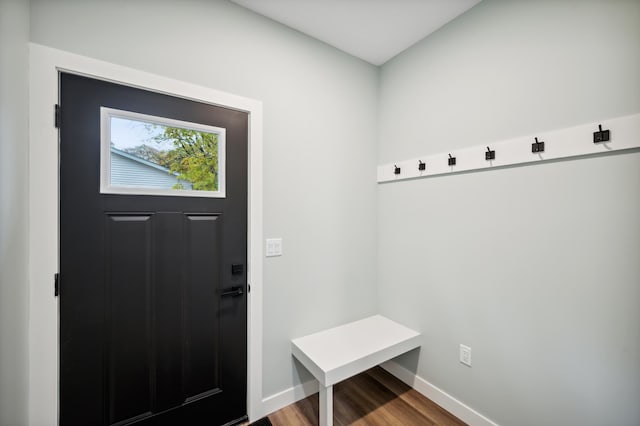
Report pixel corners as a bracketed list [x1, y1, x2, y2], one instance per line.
[291, 315, 421, 426]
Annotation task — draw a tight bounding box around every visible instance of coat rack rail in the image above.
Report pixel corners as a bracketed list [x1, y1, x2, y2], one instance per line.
[377, 113, 640, 184]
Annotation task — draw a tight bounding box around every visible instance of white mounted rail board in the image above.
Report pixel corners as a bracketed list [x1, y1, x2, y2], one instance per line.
[378, 113, 640, 183]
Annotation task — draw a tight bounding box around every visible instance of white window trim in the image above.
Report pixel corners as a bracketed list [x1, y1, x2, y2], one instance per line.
[29, 43, 264, 424]
[100, 107, 227, 197]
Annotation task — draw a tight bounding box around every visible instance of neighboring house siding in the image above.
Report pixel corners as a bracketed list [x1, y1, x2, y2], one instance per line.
[111, 150, 192, 189]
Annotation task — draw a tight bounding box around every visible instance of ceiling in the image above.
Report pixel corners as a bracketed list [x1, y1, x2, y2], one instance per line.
[230, 0, 481, 66]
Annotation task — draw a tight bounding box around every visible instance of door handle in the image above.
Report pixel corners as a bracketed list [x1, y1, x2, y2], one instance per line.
[221, 286, 244, 297]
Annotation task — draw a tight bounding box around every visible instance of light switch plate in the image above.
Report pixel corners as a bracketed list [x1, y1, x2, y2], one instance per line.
[266, 238, 282, 257]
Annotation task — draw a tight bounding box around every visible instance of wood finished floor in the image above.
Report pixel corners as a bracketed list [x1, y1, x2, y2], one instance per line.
[264, 367, 466, 426]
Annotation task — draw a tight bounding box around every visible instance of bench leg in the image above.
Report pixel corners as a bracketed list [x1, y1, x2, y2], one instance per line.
[319, 384, 333, 426]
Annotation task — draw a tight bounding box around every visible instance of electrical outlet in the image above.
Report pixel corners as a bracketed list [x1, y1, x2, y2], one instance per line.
[460, 344, 472, 367]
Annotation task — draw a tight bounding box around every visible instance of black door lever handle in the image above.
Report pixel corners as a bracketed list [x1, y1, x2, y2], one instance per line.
[221, 286, 244, 297]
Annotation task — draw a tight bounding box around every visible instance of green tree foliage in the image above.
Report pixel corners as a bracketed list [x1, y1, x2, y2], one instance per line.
[123, 125, 219, 191]
[152, 127, 219, 191]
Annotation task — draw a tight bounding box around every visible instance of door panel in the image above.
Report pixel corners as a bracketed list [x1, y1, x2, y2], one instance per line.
[184, 214, 221, 401]
[106, 214, 154, 425]
[60, 73, 248, 426]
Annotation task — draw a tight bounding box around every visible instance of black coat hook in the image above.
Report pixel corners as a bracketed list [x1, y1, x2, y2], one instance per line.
[532, 137, 545, 153]
[485, 146, 495, 160]
[394, 165, 401, 175]
[418, 160, 426, 171]
[593, 124, 610, 143]
[448, 154, 456, 166]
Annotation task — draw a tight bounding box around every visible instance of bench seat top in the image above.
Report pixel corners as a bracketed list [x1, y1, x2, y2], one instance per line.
[291, 315, 421, 387]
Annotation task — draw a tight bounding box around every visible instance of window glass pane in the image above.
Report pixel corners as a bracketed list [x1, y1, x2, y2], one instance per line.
[101, 108, 225, 197]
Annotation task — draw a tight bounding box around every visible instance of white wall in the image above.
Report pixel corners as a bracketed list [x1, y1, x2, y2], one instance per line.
[377, 1, 640, 425]
[0, 0, 30, 425]
[29, 0, 378, 408]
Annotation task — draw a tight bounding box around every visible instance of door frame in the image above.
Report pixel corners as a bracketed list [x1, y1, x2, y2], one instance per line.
[28, 43, 264, 424]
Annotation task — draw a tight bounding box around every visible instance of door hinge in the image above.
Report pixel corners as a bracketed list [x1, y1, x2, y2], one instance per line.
[54, 104, 61, 128]
[54, 273, 60, 297]
[248, 284, 251, 293]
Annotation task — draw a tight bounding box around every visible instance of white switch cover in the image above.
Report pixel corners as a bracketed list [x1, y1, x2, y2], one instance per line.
[460, 344, 472, 367]
[266, 238, 282, 257]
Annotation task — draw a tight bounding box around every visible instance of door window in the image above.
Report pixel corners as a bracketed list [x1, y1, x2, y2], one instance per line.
[100, 107, 226, 197]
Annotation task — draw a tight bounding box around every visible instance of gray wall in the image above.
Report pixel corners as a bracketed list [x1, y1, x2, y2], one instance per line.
[377, 1, 640, 425]
[21, 0, 640, 424]
[0, 0, 30, 425]
[29, 0, 379, 399]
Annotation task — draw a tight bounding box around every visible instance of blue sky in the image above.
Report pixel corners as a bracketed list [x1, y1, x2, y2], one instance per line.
[110, 116, 173, 151]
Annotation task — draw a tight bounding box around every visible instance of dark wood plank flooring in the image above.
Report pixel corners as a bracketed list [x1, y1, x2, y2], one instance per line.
[266, 367, 466, 425]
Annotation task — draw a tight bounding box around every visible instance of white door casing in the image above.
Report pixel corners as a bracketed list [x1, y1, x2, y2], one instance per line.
[28, 43, 264, 424]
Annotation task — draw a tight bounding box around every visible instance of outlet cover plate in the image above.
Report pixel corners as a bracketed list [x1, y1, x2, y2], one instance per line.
[460, 344, 472, 367]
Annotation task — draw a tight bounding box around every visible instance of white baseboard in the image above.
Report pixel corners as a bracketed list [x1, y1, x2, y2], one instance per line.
[260, 379, 319, 418]
[380, 360, 499, 426]
[259, 362, 498, 426]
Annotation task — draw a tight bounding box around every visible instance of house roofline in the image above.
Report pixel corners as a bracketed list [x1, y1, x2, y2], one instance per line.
[110, 146, 180, 176]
